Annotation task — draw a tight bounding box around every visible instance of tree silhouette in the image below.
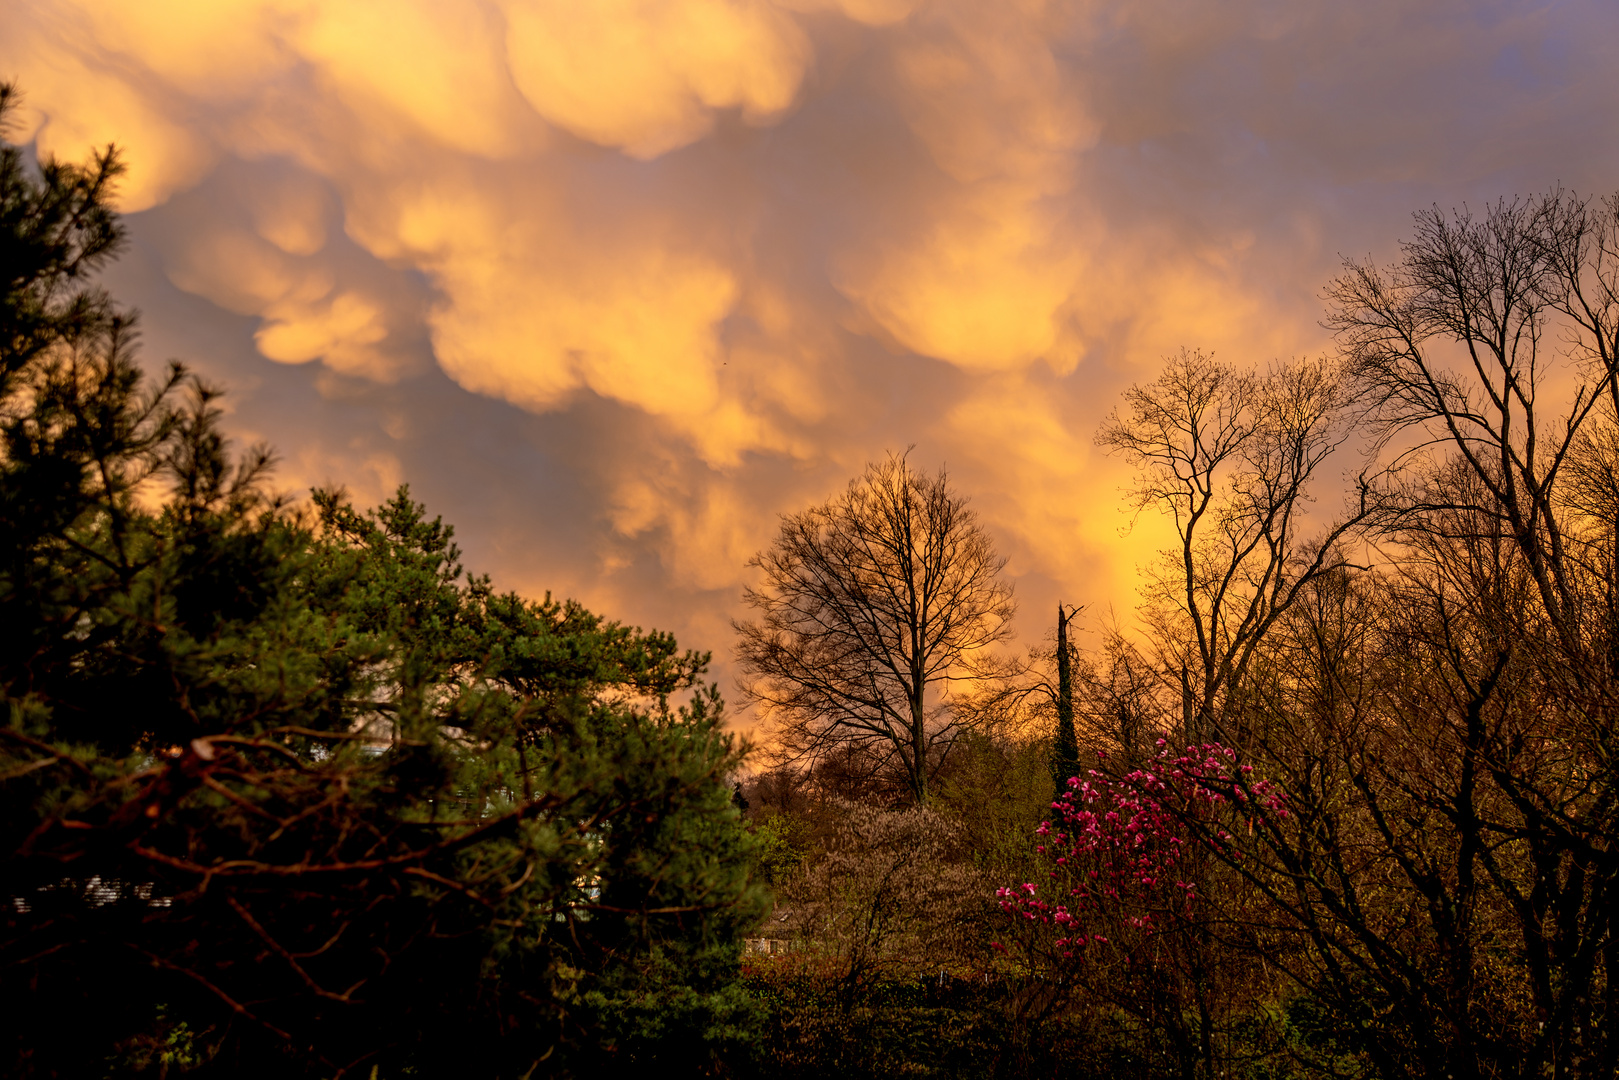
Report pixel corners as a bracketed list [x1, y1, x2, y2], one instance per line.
[735, 454, 1015, 805]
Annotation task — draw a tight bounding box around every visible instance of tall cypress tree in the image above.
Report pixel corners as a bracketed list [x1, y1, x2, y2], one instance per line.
[1049, 603, 1080, 794]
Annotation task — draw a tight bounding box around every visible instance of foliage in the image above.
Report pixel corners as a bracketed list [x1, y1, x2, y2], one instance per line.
[0, 87, 764, 1079]
[932, 729, 1054, 881]
[736, 961, 1015, 1080]
[994, 743, 1288, 1079]
[749, 809, 813, 887]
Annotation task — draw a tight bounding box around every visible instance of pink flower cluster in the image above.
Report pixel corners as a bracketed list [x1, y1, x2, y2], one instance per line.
[994, 741, 1285, 960]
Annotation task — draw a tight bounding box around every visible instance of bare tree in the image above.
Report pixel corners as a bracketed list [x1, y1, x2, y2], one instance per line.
[734, 454, 1016, 805]
[1095, 347, 1370, 740]
[1317, 190, 1619, 1078]
[1329, 197, 1589, 654]
[1078, 193, 1619, 1080]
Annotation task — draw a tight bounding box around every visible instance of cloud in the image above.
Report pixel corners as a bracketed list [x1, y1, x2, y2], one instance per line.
[6, 0, 1619, 706]
[502, 0, 811, 158]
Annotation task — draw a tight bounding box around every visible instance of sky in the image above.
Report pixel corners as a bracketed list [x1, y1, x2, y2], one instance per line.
[4, 0, 1618, 715]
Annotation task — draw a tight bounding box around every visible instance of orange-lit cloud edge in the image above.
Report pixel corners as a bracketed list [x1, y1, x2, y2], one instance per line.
[5, 0, 1618, 728]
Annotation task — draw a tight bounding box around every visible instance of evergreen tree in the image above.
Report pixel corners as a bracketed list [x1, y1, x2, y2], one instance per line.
[1049, 604, 1080, 793]
[0, 84, 764, 1079]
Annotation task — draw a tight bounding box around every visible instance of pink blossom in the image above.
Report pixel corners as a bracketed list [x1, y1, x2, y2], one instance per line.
[997, 739, 1284, 969]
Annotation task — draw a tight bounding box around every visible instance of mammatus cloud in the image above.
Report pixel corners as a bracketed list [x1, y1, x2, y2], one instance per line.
[5, 0, 1619, 705]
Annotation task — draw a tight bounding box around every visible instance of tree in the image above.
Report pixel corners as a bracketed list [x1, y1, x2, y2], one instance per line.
[0, 82, 126, 384]
[1302, 189, 1619, 1078]
[1327, 193, 1619, 662]
[734, 454, 1015, 806]
[1049, 604, 1080, 791]
[1081, 353, 1367, 1076]
[1095, 348, 1370, 742]
[0, 85, 765, 1078]
[1052, 192, 1619, 1080]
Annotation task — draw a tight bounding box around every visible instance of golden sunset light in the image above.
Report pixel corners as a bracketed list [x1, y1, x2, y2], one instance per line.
[8, 3, 1619, 1073]
[8, 1, 1614, 699]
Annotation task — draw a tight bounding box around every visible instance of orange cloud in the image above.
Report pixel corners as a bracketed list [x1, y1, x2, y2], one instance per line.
[502, 0, 810, 158]
[6, 0, 1615, 693]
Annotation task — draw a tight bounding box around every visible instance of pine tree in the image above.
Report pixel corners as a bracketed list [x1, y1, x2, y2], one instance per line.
[0, 83, 764, 1078]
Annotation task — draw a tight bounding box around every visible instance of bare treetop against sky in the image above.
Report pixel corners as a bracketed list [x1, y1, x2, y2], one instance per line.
[4, 0, 1617, 701]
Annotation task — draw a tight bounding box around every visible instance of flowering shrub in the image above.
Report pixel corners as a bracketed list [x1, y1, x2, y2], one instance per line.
[995, 741, 1285, 960]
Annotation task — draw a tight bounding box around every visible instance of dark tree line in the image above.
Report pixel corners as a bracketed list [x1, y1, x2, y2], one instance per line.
[734, 190, 1619, 1080]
